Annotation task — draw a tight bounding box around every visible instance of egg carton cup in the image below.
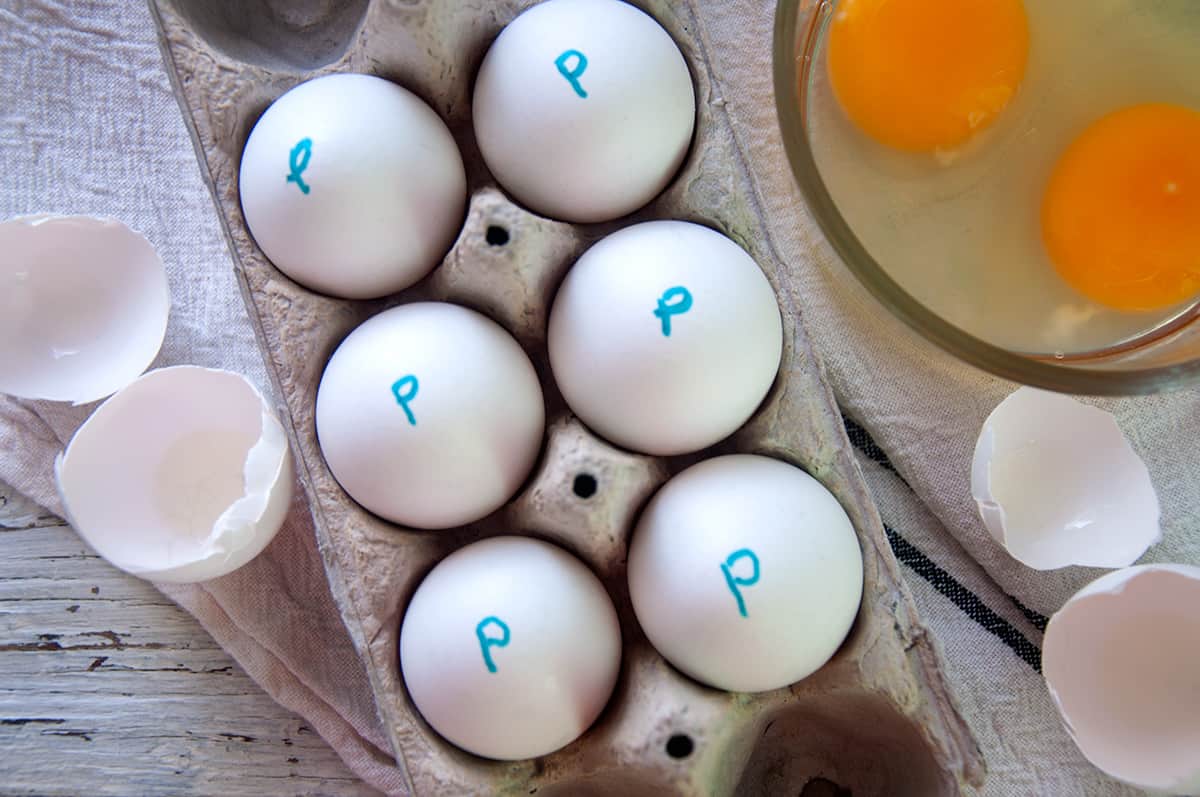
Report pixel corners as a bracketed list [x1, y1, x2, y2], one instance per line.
[149, 1, 984, 794]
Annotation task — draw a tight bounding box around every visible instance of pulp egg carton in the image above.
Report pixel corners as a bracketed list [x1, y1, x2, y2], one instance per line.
[149, 1, 984, 793]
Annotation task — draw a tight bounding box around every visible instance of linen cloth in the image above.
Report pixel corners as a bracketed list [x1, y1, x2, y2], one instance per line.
[2, 1, 1193, 794]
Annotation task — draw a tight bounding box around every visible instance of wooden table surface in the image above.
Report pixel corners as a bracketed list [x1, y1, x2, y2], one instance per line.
[0, 479, 381, 796]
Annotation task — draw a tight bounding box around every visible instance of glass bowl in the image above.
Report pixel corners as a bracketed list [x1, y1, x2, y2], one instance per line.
[773, 0, 1200, 395]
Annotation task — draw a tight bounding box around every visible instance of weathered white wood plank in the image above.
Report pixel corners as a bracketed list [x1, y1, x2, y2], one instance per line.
[0, 480, 380, 796]
[0, 481, 59, 531]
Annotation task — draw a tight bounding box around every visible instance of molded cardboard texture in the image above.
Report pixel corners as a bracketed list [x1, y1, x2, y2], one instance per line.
[149, 1, 986, 793]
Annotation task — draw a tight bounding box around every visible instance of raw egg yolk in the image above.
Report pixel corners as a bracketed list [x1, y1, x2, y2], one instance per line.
[827, 0, 1029, 153]
[1042, 104, 1200, 312]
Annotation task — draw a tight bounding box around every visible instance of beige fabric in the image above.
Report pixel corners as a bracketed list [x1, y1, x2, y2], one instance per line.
[3, 1, 1193, 794]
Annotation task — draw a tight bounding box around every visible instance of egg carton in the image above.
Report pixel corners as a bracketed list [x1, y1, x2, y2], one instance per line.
[148, 1, 984, 794]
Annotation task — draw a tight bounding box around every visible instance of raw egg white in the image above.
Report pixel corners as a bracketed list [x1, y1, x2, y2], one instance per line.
[627, 455, 863, 693]
[315, 303, 544, 530]
[399, 536, 621, 760]
[548, 221, 782, 456]
[240, 73, 466, 300]
[473, 0, 695, 222]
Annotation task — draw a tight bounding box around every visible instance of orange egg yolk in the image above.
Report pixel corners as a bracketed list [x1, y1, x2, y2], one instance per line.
[827, 0, 1029, 153]
[1042, 104, 1200, 312]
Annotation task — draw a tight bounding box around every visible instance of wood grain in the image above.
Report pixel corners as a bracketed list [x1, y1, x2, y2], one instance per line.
[0, 480, 379, 796]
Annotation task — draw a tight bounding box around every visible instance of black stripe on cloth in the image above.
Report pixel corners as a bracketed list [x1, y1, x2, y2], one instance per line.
[884, 524, 1043, 673]
[1009, 596, 1050, 633]
[842, 415, 1047, 671]
[843, 415, 908, 486]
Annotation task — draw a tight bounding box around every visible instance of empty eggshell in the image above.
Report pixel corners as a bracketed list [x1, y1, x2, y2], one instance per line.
[970, 386, 1160, 570]
[0, 215, 169, 404]
[56, 366, 293, 583]
[1043, 564, 1200, 794]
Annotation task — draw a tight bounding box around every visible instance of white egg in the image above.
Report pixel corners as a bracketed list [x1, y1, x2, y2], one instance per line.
[548, 221, 782, 456]
[315, 303, 544, 529]
[971, 386, 1161, 570]
[56, 366, 293, 583]
[399, 535, 622, 760]
[472, 0, 695, 222]
[0, 215, 168, 404]
[627, 455, 863, 693]
[239, 73, 466, 300]
[1043, 564, 1200, 794]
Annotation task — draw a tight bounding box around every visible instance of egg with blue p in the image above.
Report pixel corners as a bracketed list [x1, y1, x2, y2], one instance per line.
[399, 536, 622, 760]
[628, 454, 864, 693]
[314, 302, 544, 530]
[549, 220, 783, 456]
[472, 0, 696, 222]
[239, 73, 466, 300]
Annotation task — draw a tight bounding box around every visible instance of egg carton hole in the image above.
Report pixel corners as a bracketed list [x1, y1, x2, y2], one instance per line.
[572, 473, 598, 499]
[665, 733, 694, 759]
[800, 777, 853, 797]
[486, 225, 510, 246]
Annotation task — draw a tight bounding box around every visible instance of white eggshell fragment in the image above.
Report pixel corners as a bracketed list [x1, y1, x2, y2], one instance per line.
[0, 215, 169, 404]
[473, 0, 695, 222]
[628, 455, 863, 693]
[970, 386, 1160, 570]
[56, 366, 293, 583]
[1043, 564, 1200, 794]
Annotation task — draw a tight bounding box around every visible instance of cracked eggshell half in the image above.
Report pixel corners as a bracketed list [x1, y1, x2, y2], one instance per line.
[1043, 564, 1200, 794]
[0, 215, 169, 404]
[970, 386, 1160, 570]
[56, 366, 293, 583]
